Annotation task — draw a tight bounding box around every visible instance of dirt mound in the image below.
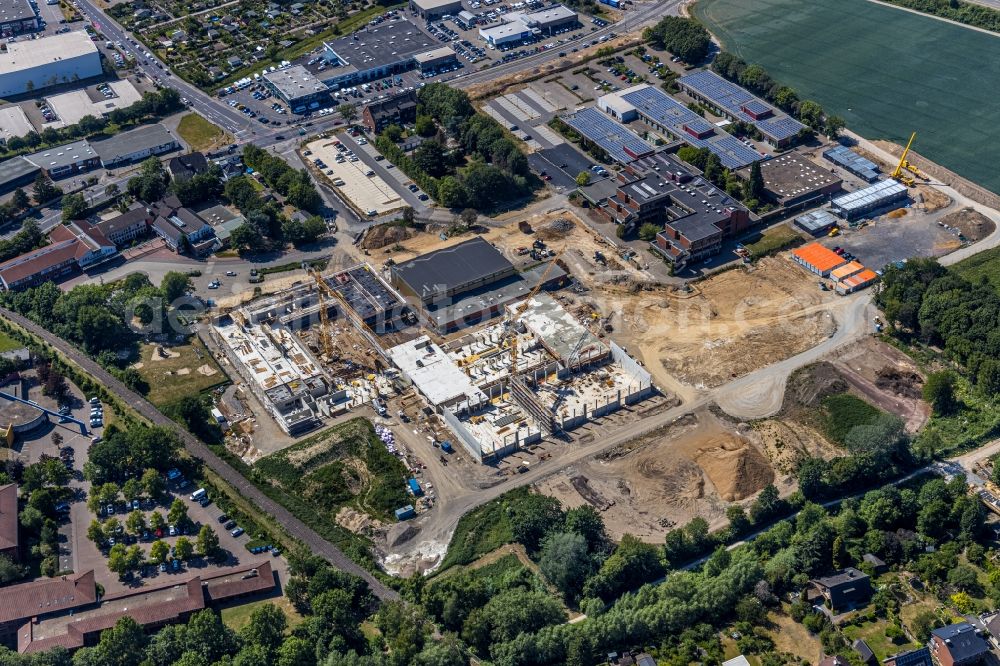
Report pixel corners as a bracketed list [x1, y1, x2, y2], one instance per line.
[570, 475, 614, 510]
[785, 362, 849, 408]
[940, 207, 995, 242]
[875, 366, 923, 399]
[695, 435, 774, 502]
[536, 217, 574, 240]
[360, 223, 415, 249]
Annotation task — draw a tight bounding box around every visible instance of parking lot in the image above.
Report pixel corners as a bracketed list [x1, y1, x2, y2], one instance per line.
[304, 135, 405, 217]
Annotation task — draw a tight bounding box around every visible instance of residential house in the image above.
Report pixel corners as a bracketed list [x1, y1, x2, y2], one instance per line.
[863, 553, 888, 574]
[928, 623, 989, 666]
[854, 639, 876, 666]
[167, 152, 209, 181]
[811, 568, 872, 613]
[884, 647, 933, 666]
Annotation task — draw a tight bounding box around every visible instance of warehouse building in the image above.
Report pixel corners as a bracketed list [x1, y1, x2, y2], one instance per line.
[390, 237, 567, 333]
[794, 209, 838, 236]
[24, 139, 100, 180]
[599, 85, 761, 169]
[823, 145, 880, 183]
[318, 17, 438, 89]
[0, 0, 38, 37]
[0, 31, 101, 97]
[413, 46, 458, 73]
[0, 156, 38, 195]
[562, 107, 654, 164]
[677, 70, 805, 148]
[740, 152, 842, 209]
[410, 0, 462, 20]
[830, 180, 908, 221]
[791, 242, 847, 277]
[262, 65, 329, 112]
[92, 124, 180, 168]
[479, 4, 578, 46]
[835, 268, 878, 295]
[361, 89, 417, 133]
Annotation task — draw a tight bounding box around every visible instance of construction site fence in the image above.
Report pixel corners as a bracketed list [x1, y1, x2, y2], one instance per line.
[441, 408, 488, 464]
[610, 342, 652, 386]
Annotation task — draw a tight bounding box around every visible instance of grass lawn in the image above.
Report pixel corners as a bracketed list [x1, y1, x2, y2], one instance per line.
[821, 393, 883, 445]
[744, 223, 804, 260]
[220, 594, 303, 631]
[842, 618, 917, 662]
[0, 331, 23, 353]
[769, 609, 823, 663]
[952, 246, 1000, 294]
[134, 339, 228, 407]
[177, 113, 231, 152]
[693, 0, 1000, 193]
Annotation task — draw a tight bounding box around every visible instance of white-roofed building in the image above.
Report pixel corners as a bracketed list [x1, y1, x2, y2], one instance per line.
[0, 31, 101, 97]
[409, 0, 462, 19]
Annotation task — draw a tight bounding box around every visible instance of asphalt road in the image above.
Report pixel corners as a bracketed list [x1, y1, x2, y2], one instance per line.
[0, 306, 399, 601]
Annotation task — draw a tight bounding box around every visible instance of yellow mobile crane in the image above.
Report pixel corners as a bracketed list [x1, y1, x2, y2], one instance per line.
[891, 132, 925, 186]
[505, 250, 565, 378]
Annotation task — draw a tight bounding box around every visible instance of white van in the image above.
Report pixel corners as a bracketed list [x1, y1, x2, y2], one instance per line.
[190, 488, 207, 502]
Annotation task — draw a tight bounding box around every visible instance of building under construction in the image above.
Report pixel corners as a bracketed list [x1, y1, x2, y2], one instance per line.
[388, 293, 654, 463]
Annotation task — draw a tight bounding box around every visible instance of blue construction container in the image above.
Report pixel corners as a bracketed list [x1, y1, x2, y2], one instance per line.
[440, 441, 454, 454]
[408, 478, 423, 496]
[395, 505, 415, 521]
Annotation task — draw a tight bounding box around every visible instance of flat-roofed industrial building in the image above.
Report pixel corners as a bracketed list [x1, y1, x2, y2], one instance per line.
[831, 180, 908, 221]
[262, 65, 329, 112]
[317, 17, 439, 89]
[410, 0, 462, 20]
[0, 31, 101, 97]
[740, 152, 842, 209]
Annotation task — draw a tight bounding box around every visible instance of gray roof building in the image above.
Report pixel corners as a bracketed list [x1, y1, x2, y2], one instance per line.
[929, 623, 989, 666]
[262, 65, 328, 105]
[92, 124, 180, 167]
[0, 156, 39, 194]
[318, 18, 438, 87]
[24, 140, 98, 173]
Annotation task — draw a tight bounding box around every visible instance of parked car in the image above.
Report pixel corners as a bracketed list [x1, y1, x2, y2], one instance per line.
[231, 527, 244, 538]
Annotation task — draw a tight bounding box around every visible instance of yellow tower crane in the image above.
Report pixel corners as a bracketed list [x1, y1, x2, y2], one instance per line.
[311, 271, 335, 360]
[505, 250, 565, 378]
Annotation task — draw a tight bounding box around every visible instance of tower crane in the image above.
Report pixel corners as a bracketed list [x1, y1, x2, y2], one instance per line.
[505, 250, 565, 380]
[310, 269, 385, 372]
[311, 271, 335, 360]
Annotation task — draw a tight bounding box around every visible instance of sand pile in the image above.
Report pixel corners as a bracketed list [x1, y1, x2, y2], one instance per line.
[695, 435, 774, 502]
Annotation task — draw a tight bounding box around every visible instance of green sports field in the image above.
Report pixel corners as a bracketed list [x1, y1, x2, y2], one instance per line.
[693, 0, 1000, 194]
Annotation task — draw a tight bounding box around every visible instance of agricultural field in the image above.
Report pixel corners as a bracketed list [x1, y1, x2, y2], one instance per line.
[252, 418, 410, 527]
[132, 339, 228, 407]
[693, 0, 1000, 194]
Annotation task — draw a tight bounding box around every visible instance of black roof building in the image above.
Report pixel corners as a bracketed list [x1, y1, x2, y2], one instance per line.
[0, 156, 39, 195]
[390, 236, 516, 305]
[812, 567, 872, 612]
[167, 152, 208, 181]
[362, 89, 417, 133]
[930, 623, 990, 666]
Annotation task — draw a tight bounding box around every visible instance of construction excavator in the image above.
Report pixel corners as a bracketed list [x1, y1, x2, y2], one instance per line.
[890, 132, 928, 187]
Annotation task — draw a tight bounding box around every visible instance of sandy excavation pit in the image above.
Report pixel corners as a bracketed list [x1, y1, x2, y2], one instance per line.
[535, 410, 777, 541]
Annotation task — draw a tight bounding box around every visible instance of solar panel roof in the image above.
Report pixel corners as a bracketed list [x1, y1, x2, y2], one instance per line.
[678, 70, 805, 142]
[619, 86, 760, 169]
[563, 107, 653, 164]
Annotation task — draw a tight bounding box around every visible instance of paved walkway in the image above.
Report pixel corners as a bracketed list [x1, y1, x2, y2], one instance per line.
[0, 307, 398, 602]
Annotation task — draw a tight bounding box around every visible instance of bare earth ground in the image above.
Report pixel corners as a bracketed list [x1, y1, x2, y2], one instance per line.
[535, 409, 777, 541]
[603, 256, 838, 392]
[940, 207, 996, 242]
[833, 338, 930, 433]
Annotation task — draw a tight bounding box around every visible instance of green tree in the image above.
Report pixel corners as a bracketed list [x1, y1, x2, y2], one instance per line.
[32, 174, 62, 204]
[108, 543, 130, 576]
[150, 511, 166, 531]
[538, 531, 592, 602]
[575, 171, 591, 186]
[276, 636, 314, 666]
[746, 161, 765, 200]
[175, 537, 194, 561]
[160, 272, 192, 302]
[638, 222, 661, 241]
[11, 188, 29, 210]
[414, 115, 437, 137]
[184, 609, 238, 663]
[924, 371, 958, 415]
[93, 616, 148, 666]
[150, 540, 169, 564]
[239, 603, 287, 654]
[122, 478, 143, 502]
[168, 498, 188, 526]
[125, 510, 147, 535]
[508, 493, 564, 554]
[338, 103, 358, 123]
[196, 524, 221, 557]
[61, 193, 88, 221]
[142, 468, 166, 499]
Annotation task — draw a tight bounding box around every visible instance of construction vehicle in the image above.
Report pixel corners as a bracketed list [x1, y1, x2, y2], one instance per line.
[828, 226, 840, 237]
[890, 132, 923, 186]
